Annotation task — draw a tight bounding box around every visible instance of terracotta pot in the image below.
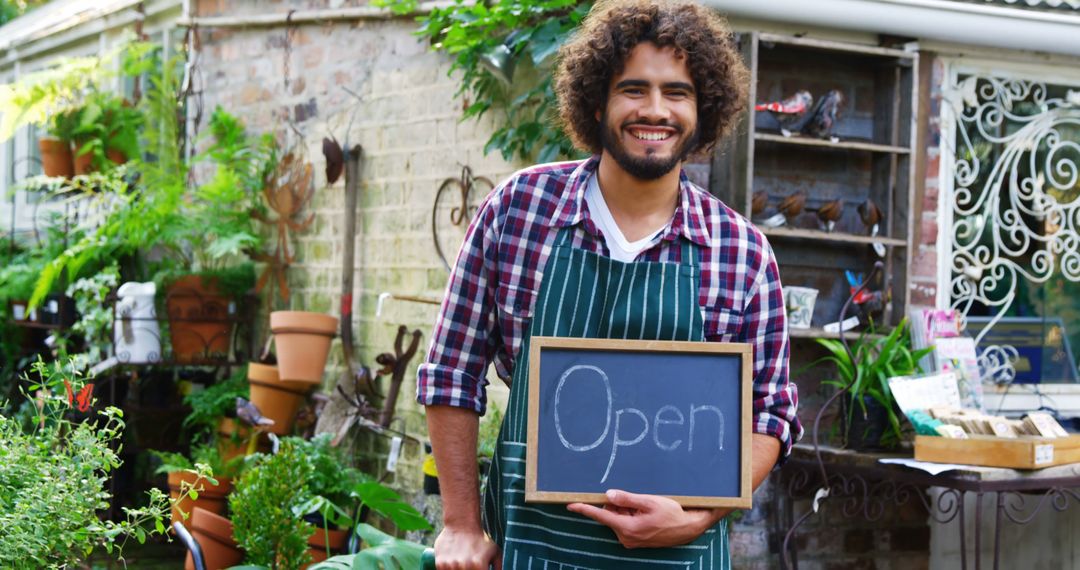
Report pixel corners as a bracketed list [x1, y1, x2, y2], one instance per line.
[73, 142, 94, 175]
[38, 137, 73, 178]
[304, 526, 350, 567]
[168, 470, 233, 525]
[186, 507, 243, 570]
[166, 275, 232, 363]
[247, 362, 311, 435]
[216, 418, 251, 462]
[270, 311, 338, 384]
[107, 148, 127, 165]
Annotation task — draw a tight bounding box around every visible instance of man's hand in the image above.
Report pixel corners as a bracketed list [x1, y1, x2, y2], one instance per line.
[433, 525, 502, 570]
[567, 489, 728, 549]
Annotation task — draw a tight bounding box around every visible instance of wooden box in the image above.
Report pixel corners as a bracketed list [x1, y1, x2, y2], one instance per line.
[914, 434, 1080, 469]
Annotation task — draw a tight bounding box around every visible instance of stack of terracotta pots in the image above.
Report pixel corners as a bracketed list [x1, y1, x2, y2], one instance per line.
[244, 311, 338, 437]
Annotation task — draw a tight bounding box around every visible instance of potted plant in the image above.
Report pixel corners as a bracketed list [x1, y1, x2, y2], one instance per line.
[155, 105, 275, 363]
[39, 108, 78, 177]
[230, 438, 317, 569]
[229, 435, 432, 569]
[70, 90, 143, 174]
[151, 444, 243, 525]
[814, 317, 933, 449]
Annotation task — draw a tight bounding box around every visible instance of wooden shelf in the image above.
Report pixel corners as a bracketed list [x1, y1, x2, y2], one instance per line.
[754, 132, 910, 154]
[757, 32, 915, 60]
[12, 320, 65, 330]
[789, 327, 885, 340]
[759, 226, 907, 247]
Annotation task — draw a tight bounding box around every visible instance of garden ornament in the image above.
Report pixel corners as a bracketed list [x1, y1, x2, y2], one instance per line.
[252, 151, 316, 303]
[777, 190, 806, 224]
[816, 198, 844, 232]
[376, 325, 424, 428]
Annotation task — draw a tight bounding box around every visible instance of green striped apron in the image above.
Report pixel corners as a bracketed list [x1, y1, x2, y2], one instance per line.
[483, 226, 731, 570]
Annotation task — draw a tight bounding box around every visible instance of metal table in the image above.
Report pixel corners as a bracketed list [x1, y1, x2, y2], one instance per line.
[781, 443, 1080, 570]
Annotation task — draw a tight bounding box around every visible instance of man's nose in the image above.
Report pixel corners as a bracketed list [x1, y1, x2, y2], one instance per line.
[638, 90, 671, 122]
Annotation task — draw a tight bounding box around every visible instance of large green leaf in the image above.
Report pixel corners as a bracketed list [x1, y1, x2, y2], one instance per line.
[352, 482, 433, 532]
[307, 524, 426, 570]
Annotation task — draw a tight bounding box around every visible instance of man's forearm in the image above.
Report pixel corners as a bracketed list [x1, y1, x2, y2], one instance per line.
[426, 405, 482, 529]
[750, 433, 781, 491]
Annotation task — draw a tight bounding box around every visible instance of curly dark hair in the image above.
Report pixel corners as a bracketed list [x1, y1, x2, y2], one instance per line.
[554, 0, 748, 156]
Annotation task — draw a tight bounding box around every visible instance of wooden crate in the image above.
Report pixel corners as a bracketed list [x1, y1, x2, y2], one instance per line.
[914, 435, 1080, 469]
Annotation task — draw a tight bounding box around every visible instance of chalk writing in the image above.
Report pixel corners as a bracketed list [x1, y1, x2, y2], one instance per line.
[552, 363, 725, 484]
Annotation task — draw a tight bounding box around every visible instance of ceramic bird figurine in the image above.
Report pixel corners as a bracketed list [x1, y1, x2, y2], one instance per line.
[778, 190, 807, 224]
[751, 191, 769, 217]
[817, 199, 844, 232]
[236, 397, 275, 428]
[858, 198, 883, 234]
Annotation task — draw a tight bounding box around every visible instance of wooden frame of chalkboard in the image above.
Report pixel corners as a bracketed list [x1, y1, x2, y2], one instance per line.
[525, 337, 753, 509]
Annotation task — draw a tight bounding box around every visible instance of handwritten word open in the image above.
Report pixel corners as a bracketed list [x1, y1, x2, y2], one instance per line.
[553, 364, 724, 484]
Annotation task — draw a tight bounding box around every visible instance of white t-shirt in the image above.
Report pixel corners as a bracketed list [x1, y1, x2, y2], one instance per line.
[584, 174, 663, 263]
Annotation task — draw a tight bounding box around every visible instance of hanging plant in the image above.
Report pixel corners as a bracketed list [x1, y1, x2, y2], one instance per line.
[376, 0, 592, 163]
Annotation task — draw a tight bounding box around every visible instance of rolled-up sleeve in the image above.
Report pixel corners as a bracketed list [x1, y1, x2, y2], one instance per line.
[416, 183, 505, 415]
[743, 242, 803, 463]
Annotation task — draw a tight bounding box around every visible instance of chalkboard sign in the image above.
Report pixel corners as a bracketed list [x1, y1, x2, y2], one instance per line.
[525, 337, 752, 509]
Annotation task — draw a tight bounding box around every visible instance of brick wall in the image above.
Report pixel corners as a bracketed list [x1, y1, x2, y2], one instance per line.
[908, 54, 946, 310]
[194, 1, 520, 495]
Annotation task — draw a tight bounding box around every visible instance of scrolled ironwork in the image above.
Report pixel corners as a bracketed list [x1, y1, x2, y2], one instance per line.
[945, 73, 1080, 381]
[1001, 487, 1080, 525]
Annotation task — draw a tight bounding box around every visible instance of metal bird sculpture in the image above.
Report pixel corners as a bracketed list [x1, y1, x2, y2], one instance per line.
[236, 397, 275, 428]
[803, 89, 845, 139]
[817, 199, 844, 232]
[782, 89, 845, 140]
[754, 90, 813, 132]
[777, 190, 807, 224]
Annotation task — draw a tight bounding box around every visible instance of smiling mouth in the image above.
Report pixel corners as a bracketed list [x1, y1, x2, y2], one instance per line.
[626, 126, 676, 142]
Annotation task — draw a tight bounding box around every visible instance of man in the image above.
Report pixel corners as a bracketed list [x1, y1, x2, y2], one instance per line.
[417, 1, 802, 568]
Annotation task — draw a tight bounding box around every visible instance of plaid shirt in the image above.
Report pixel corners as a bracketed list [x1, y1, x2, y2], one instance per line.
[417, 157, 802, 460]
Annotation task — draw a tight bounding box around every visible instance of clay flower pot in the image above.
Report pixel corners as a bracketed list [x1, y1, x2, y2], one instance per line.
[166, 275, 233, 363]
[73, 141, 94, 175]
[38, 137, 73, 178]
[270, 311, 338, 384]
[186, 507, 243, 570]
[216, 418, 251, 464]
[304, 525, 351, 567]
[168, 471, 233, 525]
[247, 362, 312, 435]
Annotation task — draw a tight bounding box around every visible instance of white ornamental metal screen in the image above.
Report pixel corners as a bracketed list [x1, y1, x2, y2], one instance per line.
[944, 72, 1080, 384]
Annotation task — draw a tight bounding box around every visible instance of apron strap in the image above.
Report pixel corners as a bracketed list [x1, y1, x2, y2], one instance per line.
[680, 237, 700, 270]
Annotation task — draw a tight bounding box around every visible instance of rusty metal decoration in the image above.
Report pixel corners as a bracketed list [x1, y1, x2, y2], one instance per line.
[376, 325, 424, 428]
[432, 166, 494, 271]
[252, 151, 316, 303]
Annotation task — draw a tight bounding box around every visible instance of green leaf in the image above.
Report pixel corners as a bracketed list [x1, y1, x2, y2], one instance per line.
[353, 482, 433, 531]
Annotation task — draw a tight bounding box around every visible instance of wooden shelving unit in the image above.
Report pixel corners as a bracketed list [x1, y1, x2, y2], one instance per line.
[711, 32, 919, 338]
